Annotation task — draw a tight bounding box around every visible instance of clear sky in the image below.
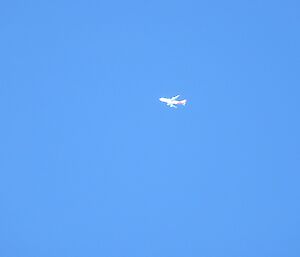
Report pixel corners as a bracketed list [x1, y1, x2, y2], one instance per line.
[1, 0, 300, 256]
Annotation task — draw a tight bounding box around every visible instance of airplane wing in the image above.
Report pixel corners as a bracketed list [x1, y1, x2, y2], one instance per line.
[171, 95, 180, 100]
[167, 103, 177, 108]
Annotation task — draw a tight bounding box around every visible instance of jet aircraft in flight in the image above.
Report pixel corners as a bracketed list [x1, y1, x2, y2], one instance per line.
[159, 95, 187, 108]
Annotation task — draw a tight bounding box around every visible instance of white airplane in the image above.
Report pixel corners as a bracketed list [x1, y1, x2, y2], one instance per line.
[159, 95, 187, 108]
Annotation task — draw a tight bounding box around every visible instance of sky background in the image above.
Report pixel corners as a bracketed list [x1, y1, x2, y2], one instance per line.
[1, 0, 300, 256]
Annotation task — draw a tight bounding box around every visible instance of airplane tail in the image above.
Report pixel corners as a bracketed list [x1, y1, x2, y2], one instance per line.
[180, 99, 187, 106]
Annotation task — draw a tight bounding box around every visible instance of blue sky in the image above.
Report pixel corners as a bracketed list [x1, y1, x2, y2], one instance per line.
[1, 0, 300, 256]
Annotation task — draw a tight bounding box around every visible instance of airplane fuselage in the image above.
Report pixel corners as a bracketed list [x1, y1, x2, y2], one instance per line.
[159, 97, 187, 108]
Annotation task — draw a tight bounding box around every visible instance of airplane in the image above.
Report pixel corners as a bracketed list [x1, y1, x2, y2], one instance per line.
[159, 95, 187, 108]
